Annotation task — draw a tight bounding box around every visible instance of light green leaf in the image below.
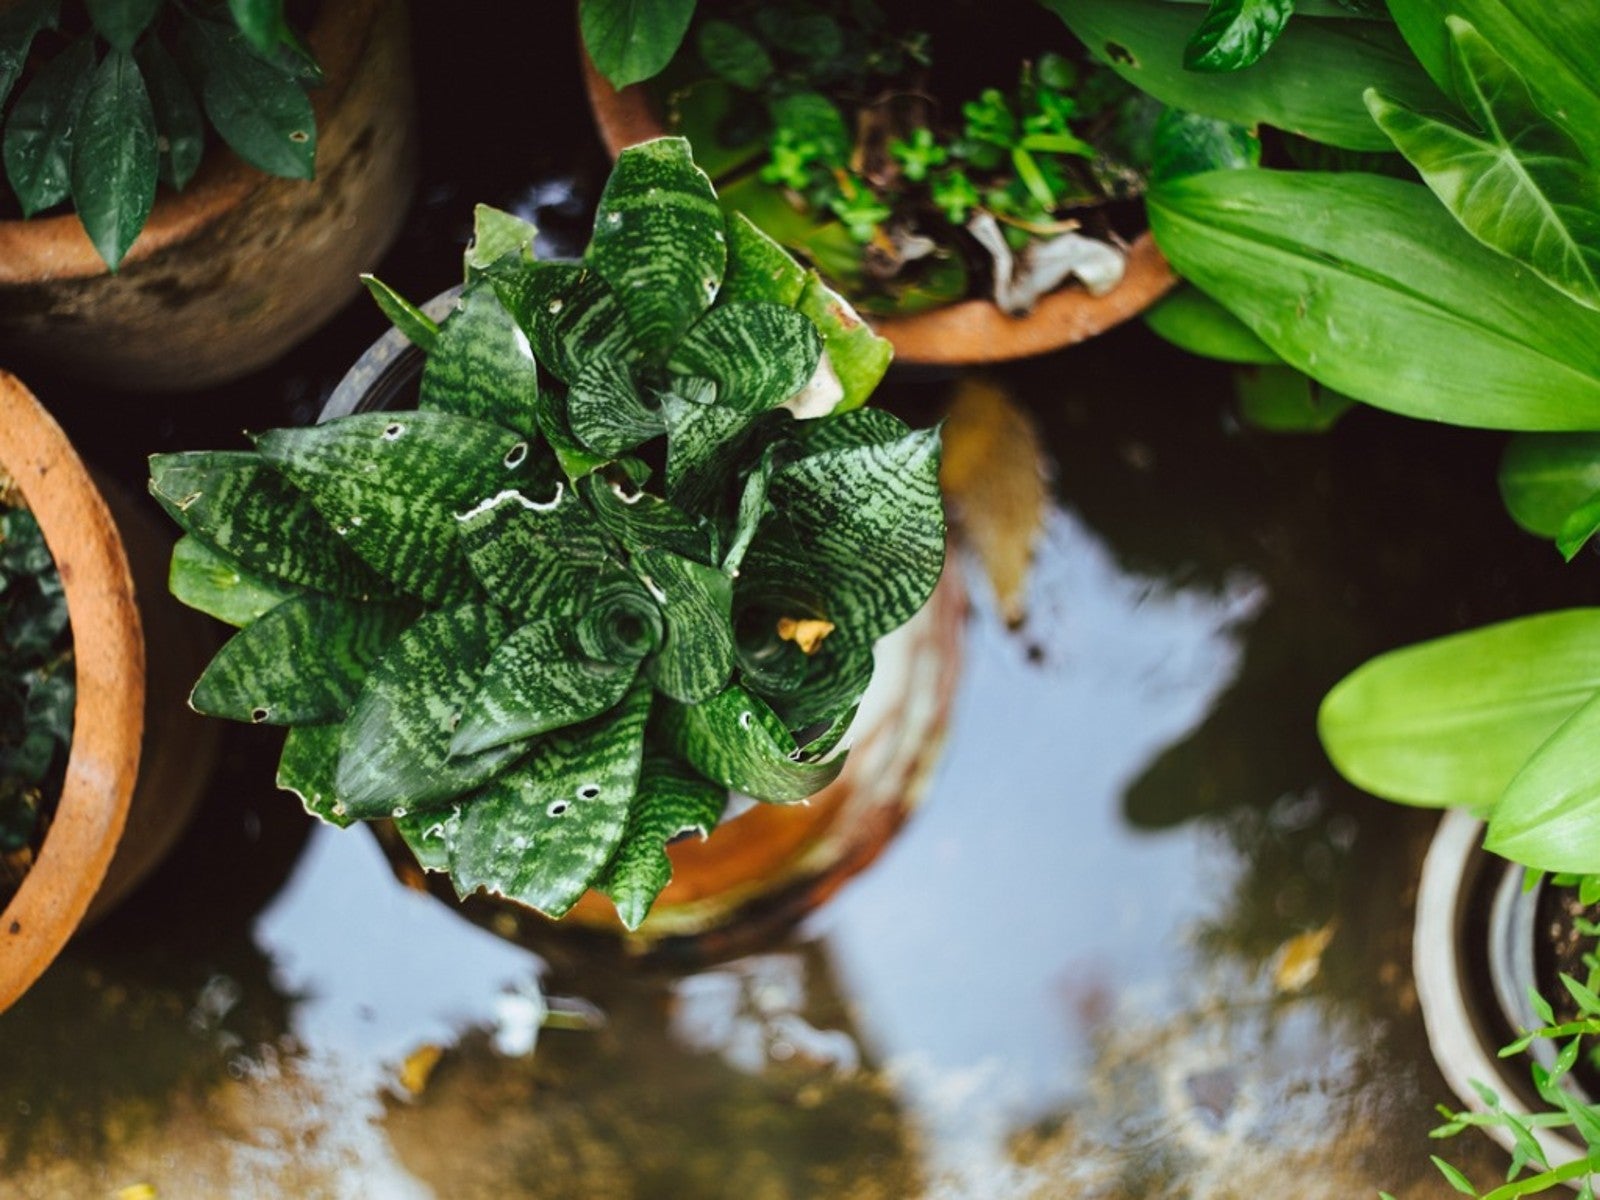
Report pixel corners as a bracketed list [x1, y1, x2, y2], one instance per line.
[660, 683, 845, 804]
[589, 137, 725, 358]
[576, 562, 664, 667]
[720, 212, 807, 308]
[497, 262, 636, 386]
[454, 482, 610, 622]
[697, 19, 771, 90]
[85, 0, 161, 53]
[452, 617, 634, 756]
[226, 0, 293, 55]
[150, 451, 392, 599]
[567, 355, 662, 456]
[1319, 609, 1600, 809]
[598, 752, 725, 930]
[336, 602, 526, 817]
[668, 301, 822, 413]
[136, 38, 203, 191]
[276, 722, 351, 827]
[1556, 490, 1600, 561]
[579, 472, 715, 561]
[0, 0, 58, 111]
[635, 548, 735, 704]
[420, 281, 541, 437]
[168, 534, 299, 628]
[1147, 170, 1600, 430]
[256, 412, 538, 605]
[467, 203, 537, 277]
[579, 0, 694, 90]
[1430, 1156, 1476, 1196]
[4, 34, 95, 217]
[795, 272, 892, 413]
[1144, 284, 1281, 364]
[1183, 0, 1295, 72]
[1149, 107, 1262, 184]
[70, 47, 158, 271]
[1488, 688, 1600, 872]
[449, 679, 652, 918]
[1234, 364, 1356, 432]
[361, 274, 439, 352]
[1499, 434, 1600, 537]
[185, 14, 314, 180]
[1367, 19, 1600, 312]
[192, 594, 413, 725]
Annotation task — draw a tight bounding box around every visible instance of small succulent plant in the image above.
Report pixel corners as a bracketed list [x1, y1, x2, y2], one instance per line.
[150, 137, 946, 929]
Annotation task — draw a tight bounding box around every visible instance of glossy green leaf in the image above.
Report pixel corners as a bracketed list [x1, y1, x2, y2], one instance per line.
[721, 212, 807, 309]
[1149, 107, 1262, 184]
[661, 377, 758, 510]
[361, 275, 439, 352]
[697, 19, 771, 90]
[1046, 0, 1441, 151]
[497, 262, 636, 387]
[191, 594, 413, 725]
[1144, 285, 1281, 364]
[660, 683, 845, 804]
[668, 302, 822, 414]
[1556, 490, 1600, 561]
[1184, 0, 1295, 72]
[533, 387, 612, 482]
[276, 722, 351, 827]
[580, 472, 715, 561]
[392, 807, 456, 872]
[1148, 170, 1600, 430]
[467, 203, 537, 277]
[761, 636, 873, 732]
[0, 0, 57, 111]
[635, 548, 735, 704]
[86, 0, 160, 52]
[449, 679, 652, 917]
[136, 38, 203, 191]
[256, 412, 538, 605]
[589, 137, 725, 358]
[1319, 609, 1600, 809]
[226, 0, 293, 56]
[150, 451, 392, 599]
[579, 0, 694, 89]
[795, 272, 892, 414]
[168, 534, 299, 628]
[185, 15, 314, 179]
[722, 444, 784, 576]
[598, 752, 725, 930]
[1234, 364, 1357, 432]
[1498, 434, 1600, 537]
[567, 355, 662, 456]
[454, 482, 610, 622]
[1369, 19, 1600, 312]
[420, 281, 541, 437]
[4, 34, 95, 217]
[452, 617, 634, 756]
[70, 47, 158, 271]
[335, 602, 526, 817]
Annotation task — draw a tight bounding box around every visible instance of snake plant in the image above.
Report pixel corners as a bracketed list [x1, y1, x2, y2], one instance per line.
[150, 137, 945, 930]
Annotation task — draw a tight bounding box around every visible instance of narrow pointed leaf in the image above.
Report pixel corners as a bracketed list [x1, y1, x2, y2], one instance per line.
[0, 0, 57, 110]
[1319, 609, 1600, 808]
[467, 203, 537, 277]
[668, 302, 822, 413]
[580, 472, 715, 561]
[589, 137, 725, 357]
[86, 0, 161, 52]
[256, 411, 540, 604]
[496, 262, 636, 386]
[598, 752, 726, 930]
[721, 211, 807, 307]
[168, 534, 299, 628]
[150, 451, 392, 598]
[1488, 689, 1600, 872]
[191, 594, 414, 725]
[1499, 434, 1600, 537]
[1144, 285, 1281, 365]
[635, 548, 735, 704]
[1183, 0, 1294, 73]
[420, 281, 541, 436]
[4, 34, 95, 217]
[361, 274, 439, 352]
[567, 355, 662, 455]
[454, 483, 611, 622]
[276, 722, 352, 827]
[71, 47, 158, 271]
[449, 679, 652, 917]
[659, 683, 845, 804]
[1556, 490, 1600, 561]
[722, 444, 787, 576]
[579, 0, 694, 89]
[336, 602, 526, 817]
[136, 38, 203, 191]
[184, 14, 314, 179]
[452, 617, 634, 755]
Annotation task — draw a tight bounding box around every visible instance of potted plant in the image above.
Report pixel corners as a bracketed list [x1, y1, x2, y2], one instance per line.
[577, 0, 1184, 365]
[149, 137, 953, 942]
[0, 0, 416, 390]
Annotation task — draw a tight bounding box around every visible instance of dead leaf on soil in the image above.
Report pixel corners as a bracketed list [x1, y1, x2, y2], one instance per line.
[399, 1043, 444, 1096]
[1272, 921, 1338, 994]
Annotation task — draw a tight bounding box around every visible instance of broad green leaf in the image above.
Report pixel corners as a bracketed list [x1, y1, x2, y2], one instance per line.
[1149, 108, 1262, 184]
[1499, 433, 1600, 537]
[276, 722, 352, 827]
[168, 534, 299, 628]
[393, 807, 457, 872]
[449, 679, 652, 917]
[1148, 170, 1600, 430]
[1184, 0, 1295, 72]
[598, 752, 726, 930]
[420, 281, 541, 437]
[4, 34, 95, 217]
[496, 262, 636, 386]
[256, 412, 538, 605]
[580, 472, 715, 561]
[1556, 490, 1600, 561]
[721, 212, 807, 308]
[661, 377, 760, 510]
[70, 47, 158, 271]
[795, 272, 892, 414]
[635, 548, 735, 704]
[452, 617, 634, 756]
[150, 451, 391, 598]
[361, 274, 439, 352]
[577, 561, 664, 666]
[226, 0, 292, 56]
[0, 0, 57, 111]
[467, 203, 537, 277]
[589, 137, 725, 358]
[716, 171, 869, 304]
[192, 594, 413, 725]
[1144, 285, 1281, 364]
[788, 405, 906, 455]
[567, 355, 662, 456]
[1318, 609, 1600, 809]
[185, 14, 314, 179]
[1489, 688, 1600, 872]
[1234, 364, 1356, 432]
[336, 602, 526, 817]
[136, 38, 203, 190]
[668, 302, 822, 413]
[761, 637, 873, 732]
[533, 387, 612, 482]
[85, 0, 161, 52]
[579, 0, 694, 90]
[1046, 0, 1441, 151]
[454, 482, 610, 622]
[659, 683, 845, 804]
[697, 19, 772, 90]
[1368, 20, 1600, 312]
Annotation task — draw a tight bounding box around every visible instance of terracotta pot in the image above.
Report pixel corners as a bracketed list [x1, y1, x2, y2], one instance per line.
[0, 372, 218, 1014]
[0, 0, 418, 391]
[580, 52, 1177, 367]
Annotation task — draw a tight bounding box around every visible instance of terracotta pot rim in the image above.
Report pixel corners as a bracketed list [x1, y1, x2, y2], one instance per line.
[0, 0, 385, 285]
[0, 373, 144, 1014]
[579, 49, 1178, 365]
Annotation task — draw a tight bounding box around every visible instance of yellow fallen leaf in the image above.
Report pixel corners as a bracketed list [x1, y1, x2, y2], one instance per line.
[938, 377, 1048, 628]
[777, 617, 835, 655]
[399, 1043, 444, 1096]
[118, 1186, 157, 1200]
[1273, 921, 1338, 994]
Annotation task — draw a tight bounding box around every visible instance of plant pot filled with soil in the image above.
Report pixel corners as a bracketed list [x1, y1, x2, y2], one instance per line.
[579, 0, 1182, 365]
[150, 138, 959, 962]
[0, 0, 417, 390]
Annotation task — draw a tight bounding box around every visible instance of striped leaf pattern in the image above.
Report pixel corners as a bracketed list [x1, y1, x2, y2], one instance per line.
[567, 355, 663, 456]
[660, 684, 847, 804]
[576, 563, 664, 665]
[497, 262, 637, 386]
[420, 280, 541, 437]
[668, 302, 822, 413]
[598, 752, 726, 930]
[276, 723, 351, 827]
[634, 548, 735, 704]
[455, 483, 610, 622]
[580, 472, 717, 561]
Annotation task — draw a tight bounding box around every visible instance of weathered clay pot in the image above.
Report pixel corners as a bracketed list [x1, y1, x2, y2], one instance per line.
[0, 373, 217, 1014]
[580, 53, 1177, 368]
[0, 0, 418, 391]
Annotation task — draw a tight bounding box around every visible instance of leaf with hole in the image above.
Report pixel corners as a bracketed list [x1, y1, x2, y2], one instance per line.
[660, 683, 845, 804]
[184, 14, 314, 179]
[598, 752, 725, 930]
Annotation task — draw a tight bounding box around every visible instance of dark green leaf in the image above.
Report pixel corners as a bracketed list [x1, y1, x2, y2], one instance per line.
[136, 38, 203, 190]
[534, 387, 613, 482]
[598, 752, 725, 930]
[85, 0, 161, 53]
[1499, 434, 1600, 537]
[361, 274, 439, 352]
[580, 472, 715, 561]
[185, 15, 315, 179]
[697, 19, 771, 89]
[659, 683, 845, 804]
[1234, 363, 1356, 432]
[661, 376, 758, 510]
[567, 355, 662, 455]
[4, 34, 95, 217]
[579, 0, 694, 89]
[454, 480, 611, 622]
[393, 807, 456, 872]
[1183, 0, 1295, 72]
[1149, 107, 1262, 183]
[448, 679, 652, 917]
[70, 47, 158, 271]
[1144, 284, 1281, 363]
[635, 548, 735, 703]
[497, 262, 636, 386]
[168, 534, 299, 628]
[420, 281, 541, 437]
[0, 0, 58, 111]
[577, 561, 664, 666]
[276, 722, 352, 826]
[668, 301, 822, 413]
[226, 0, 292, 55]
